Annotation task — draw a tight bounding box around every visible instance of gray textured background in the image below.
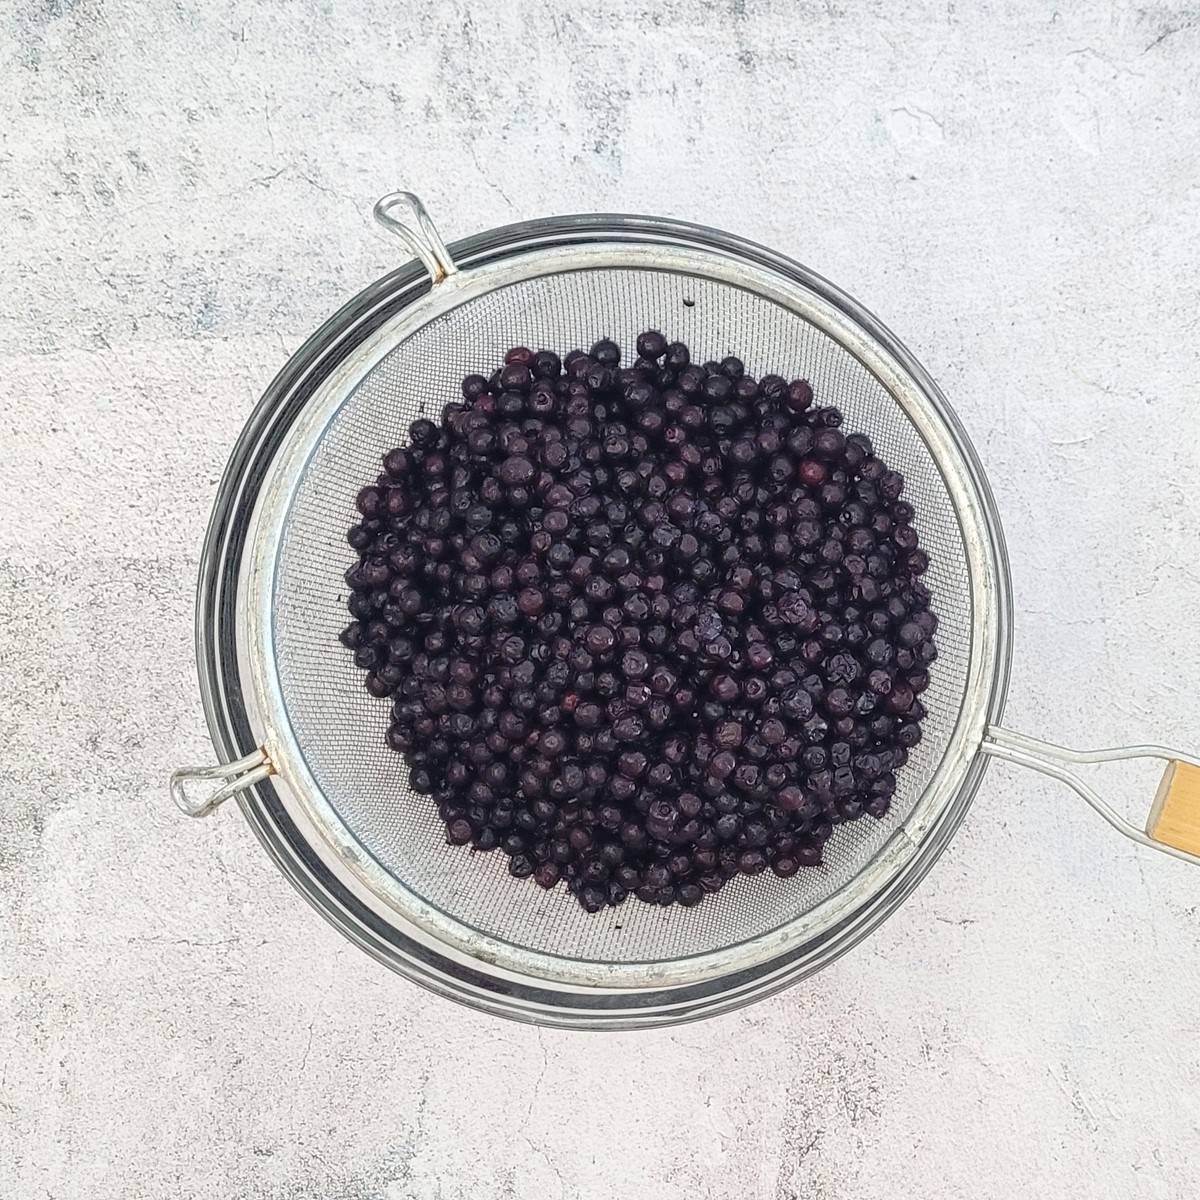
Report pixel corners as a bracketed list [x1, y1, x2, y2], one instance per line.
[3, 1, 1200, 1197]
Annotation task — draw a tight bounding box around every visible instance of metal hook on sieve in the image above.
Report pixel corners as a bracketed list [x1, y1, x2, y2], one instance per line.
[170, 747, 274, 818]
[373, 191, 459, 284]
[982, 726, 1200, 867]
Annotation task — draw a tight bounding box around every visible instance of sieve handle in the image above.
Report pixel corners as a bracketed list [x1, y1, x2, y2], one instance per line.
[981, 726, 1200, 867]
[373, 191, 459, 284]
[170, 747, 273, 818]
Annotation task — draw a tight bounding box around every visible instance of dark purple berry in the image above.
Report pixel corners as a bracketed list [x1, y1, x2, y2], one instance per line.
[343, 335, 936, 913]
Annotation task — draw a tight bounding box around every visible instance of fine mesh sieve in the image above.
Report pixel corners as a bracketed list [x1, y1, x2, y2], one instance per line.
[174, 193, 1200, 1027]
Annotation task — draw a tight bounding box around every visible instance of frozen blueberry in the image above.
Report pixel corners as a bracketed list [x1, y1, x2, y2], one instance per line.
[343, 333, 936, 912]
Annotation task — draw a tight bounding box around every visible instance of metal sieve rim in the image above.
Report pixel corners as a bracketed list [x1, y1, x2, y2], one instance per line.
[193, 210, 1014, 1027]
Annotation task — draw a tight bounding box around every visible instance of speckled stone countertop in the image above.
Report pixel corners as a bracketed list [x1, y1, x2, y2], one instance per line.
[3, 2, 1199, 1197]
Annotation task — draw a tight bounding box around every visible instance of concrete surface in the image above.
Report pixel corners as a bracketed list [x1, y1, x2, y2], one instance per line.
[3, 1, 1200, 1196]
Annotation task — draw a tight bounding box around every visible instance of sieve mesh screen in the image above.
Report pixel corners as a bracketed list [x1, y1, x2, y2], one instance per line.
[271, 265, 972, 968]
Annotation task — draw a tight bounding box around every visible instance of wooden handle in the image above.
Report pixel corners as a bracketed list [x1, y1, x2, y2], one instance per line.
[1146, 760, 1200, 857]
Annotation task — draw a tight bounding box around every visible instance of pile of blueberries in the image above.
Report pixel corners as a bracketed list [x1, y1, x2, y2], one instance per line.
[339, 332, 937, 912]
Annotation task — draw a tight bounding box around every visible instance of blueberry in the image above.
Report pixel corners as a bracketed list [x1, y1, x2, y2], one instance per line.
[345, 336, 935, 912]
[636, 330, 668, 360]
